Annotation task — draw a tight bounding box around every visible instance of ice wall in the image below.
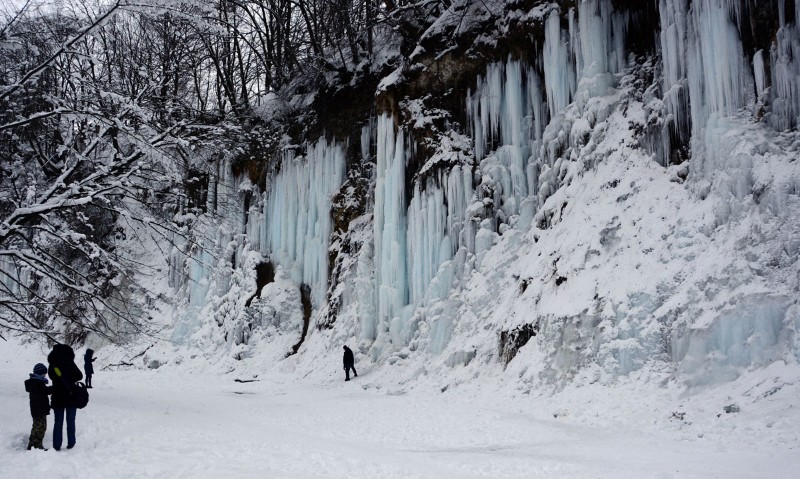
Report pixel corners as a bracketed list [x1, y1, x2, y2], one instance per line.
[169, 138, 345, 346]
[366, 0, 800, 380]
[372, 116, 477, 352]
[673, 295, 791, 386]
[467, 59, 545, 216]
[258, 139, 346, 306]
[169, 0, 635, 358]
[365, 0, 634, 356]
[659, 0, 800, 160]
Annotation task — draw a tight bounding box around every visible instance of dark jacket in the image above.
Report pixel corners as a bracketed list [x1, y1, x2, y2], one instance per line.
[343, 346, 354, 368]
[84, 349, 95, 375]
[48, 344, 83, 409]
[24, 376, 52, 417]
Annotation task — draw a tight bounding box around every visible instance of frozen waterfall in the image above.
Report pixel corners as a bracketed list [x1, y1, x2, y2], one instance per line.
[257, 139, 346, 307]
[168, 0, 800, 387]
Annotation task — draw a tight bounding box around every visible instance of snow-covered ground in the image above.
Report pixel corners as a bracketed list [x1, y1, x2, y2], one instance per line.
[3, 339, 800, 478]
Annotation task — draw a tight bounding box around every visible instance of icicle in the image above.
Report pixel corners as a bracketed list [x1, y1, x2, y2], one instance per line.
[779, 0, 786, 28]
[525, 64, 546, 151]
[187, 239, 213, 307]
[687, 0, 753, 136]
[465, 56, 549, 224]
[446, 166, 473, 254]
[572, 0, 628, 113]
[0, 256, 23, 298]
[658, 0, 692, 165]
[569, 8, 582, 80]
[361, 121, 372, 162]
[660, 0, 689, 90]
[543, 9, 577, 117]
[502, 60, 524, 148]
[753, 50, 767, 98]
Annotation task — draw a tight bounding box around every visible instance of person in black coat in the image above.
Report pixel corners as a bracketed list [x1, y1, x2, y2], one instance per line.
[84, 349, 96, 388]
[48, 344, 83, 450]
[343, 345, 357, 381]
[24, 363, 53, 450]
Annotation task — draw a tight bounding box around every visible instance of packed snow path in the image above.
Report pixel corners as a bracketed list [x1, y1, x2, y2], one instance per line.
[3, 349, 800, 478]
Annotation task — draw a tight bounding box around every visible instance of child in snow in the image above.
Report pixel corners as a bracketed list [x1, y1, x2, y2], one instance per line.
[84, 349, 96, 388]
[24, 363, 53, 450]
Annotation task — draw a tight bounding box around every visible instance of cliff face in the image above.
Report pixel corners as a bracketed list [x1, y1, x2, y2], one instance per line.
[164, 0, 800, 391]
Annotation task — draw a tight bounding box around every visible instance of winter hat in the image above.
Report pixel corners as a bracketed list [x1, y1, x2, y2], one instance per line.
[33, 363, 47, 375]
[48, 343, 75, 364]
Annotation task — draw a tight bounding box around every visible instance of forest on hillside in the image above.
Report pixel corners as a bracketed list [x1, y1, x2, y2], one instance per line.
[0, 0, 436, 342]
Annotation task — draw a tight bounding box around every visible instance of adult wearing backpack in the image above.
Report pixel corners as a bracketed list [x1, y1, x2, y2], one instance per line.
[48, 344, 83, 450]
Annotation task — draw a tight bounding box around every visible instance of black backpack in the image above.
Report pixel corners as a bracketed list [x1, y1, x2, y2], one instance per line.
[71, 382, 90, 409]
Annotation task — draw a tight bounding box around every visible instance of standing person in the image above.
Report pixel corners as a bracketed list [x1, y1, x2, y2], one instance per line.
[48, 344, 83, 451]
[343, 345, 357, 381]
[83, 349, 96, 388]
[24, 363, 53, 450]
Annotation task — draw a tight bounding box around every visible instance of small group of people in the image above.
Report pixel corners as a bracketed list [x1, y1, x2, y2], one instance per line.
[27, 341, 351, 452]
[24, 344, 96, 451]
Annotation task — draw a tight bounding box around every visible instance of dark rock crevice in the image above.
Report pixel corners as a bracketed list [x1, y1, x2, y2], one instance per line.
[288, 283, 313, 356]
[499, 322, 540, 365]
[245, 261, 275, 308]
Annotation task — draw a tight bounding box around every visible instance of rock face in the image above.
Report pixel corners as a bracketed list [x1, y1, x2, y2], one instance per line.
[169, 0, 800, 389]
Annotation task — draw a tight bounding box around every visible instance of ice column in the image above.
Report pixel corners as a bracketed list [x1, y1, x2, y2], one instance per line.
[567, 0, 629, 116]
[355, 123, 379, 341]
[446, 166, 476, 257]
[407, 180, 449, 305]
[661, 0, 689, 91]
[753, 50, 767, 98]
[661, 0, 800, 143]
[543, 9, 577, 117]
[374, 114, 409, 342]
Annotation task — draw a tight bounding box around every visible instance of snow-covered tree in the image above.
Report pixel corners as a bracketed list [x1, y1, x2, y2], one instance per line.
[0, 0, 226, 343]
